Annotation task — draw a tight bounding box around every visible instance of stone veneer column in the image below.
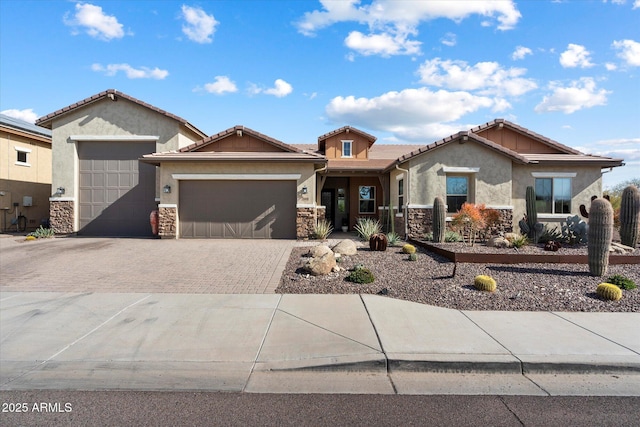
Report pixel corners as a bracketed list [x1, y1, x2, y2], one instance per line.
[296, 206, 325, 239]
[49, 200, 75, 234]
[406, 208, 433, 239]
[158, 206, 177, 238]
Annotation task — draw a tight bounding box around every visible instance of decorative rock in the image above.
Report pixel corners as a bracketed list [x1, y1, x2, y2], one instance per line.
[308, 244, 333, 258]
[332, 239, 358, 256]
[488, 236, 511, 248]
[303, 252, 336, 276]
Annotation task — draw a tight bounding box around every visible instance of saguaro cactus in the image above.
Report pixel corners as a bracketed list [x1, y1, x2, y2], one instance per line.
[525, 186, 543, 243]
[619, 185, 640, 248]
[432, 196, 446, 243]
[588, 198, 614, 276]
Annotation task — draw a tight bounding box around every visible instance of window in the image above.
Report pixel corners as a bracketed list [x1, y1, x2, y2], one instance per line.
[535, 177, 571, 214]
[446, 176, 468, 213]
[359, 186, 375, 214]
[398, 179, 404, 212]
[15, 146, 31, 166]
[337, 188, 346, 213]
[342, 140, 352, 158]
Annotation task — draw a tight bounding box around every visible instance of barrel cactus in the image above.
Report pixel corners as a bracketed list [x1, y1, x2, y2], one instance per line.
[619, 185, 640, 248]
[473, 275, 497, 292]
[587, 198, 614, 276]
[433, 197, 446, 243]
[402, 244, 416, 254]
[369, 233, 388, 251]
[596, 283, 622, 301]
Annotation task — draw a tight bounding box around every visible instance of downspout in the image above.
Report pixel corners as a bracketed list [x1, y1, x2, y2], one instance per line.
[395, 163, 410, 238]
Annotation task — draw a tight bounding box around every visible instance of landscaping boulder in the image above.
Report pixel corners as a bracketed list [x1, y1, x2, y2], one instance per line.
[332, 239, 358, 256]
[488, 236, 511, 249]
[303, 252, 336, 276]
[308, 244, 332, 258]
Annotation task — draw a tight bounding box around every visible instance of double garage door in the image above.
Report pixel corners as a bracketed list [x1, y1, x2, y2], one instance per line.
[78, 142, 156, 236]
[179, 180, 296, 239]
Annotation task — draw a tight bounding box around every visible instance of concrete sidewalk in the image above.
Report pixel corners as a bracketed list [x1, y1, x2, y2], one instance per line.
[1, 292, 639, 395]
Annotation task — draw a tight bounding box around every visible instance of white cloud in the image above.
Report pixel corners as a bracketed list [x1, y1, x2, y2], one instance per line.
[249, 79, 293, 98]
[1, 109, 38, 123]
[635, 0, 640, 9]
[203, 76, 237, 95]
[512, 46, 532, 60]
[535, 77, 610, 114]
[612, 39, 640, 66]
[559, 44, 594, 68]
[63, 2, 125, 41]
[440, 32, 457, 47]
[605, 62, 618, 71]
[181, 5, 218, 43]
[325, 87, 497, 141]
[91, 63, 169, 79]
[575, 137, 640, 163]
[417, 58, 537, 97]
[296, 0, 520, 57]
[344, 30, 420, 56]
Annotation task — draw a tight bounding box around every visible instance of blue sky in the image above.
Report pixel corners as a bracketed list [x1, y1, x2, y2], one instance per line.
[1, 0, 638, 188]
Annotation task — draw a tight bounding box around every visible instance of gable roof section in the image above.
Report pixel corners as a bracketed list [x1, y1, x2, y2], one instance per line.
[0, 113, 52, 143]
[35, 89, 207, 138]
[470, 118, 581, 155]
[179, 125, 304, 153]
[317, 126, 377, 152]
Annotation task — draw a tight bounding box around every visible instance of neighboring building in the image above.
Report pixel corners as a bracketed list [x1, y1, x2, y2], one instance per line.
[37, 90, 625, 239]
[0, 114, 52, 232]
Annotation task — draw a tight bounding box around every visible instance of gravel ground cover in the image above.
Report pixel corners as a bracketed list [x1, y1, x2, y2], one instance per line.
[276, 241, 639, 312]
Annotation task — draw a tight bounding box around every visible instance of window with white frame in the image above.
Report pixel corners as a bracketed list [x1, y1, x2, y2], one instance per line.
[15, 146, 31, 166]
[398, 179, 404, 212]
[341, 140, 352, 158]
[359, 185, 375, 214]
[535, 177, 572, 214]
[446, 176, 468, 213]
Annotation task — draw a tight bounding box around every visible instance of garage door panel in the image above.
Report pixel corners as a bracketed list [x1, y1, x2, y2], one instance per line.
[179, 180, 296, 239]
[78, 141, 156, 236]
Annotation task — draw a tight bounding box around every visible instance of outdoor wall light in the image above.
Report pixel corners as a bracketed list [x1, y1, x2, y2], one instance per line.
[163, 185, 171, 194]
[302, 186, 308, 194]
[57, 187, 65, 195]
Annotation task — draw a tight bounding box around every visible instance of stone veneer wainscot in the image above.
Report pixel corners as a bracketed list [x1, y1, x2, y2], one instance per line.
[296, 206, 325, 239]
[49, 199, 74, 234]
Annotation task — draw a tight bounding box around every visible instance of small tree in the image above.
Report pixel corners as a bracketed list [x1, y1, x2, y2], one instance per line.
[451, 203, 486, 246]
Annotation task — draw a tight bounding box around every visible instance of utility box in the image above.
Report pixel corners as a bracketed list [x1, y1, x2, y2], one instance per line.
[23, 196, 33, 207]
[0, 191, 12, 210]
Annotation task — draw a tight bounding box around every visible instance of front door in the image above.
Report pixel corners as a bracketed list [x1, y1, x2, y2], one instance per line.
[321, 189, 334, 228]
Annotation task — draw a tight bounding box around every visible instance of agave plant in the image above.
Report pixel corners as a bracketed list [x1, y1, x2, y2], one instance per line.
[354, 218, 382, 241]
[313, 219, 333, 240]
[386, 231, 402, 246]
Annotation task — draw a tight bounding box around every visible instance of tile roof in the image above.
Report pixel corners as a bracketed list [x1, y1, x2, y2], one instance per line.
[0, 113, 52, 139]
[35, 89, 207, 138]
[470, 118, 582, 155]
[179, 125, 317, 155]
[521, 153, 624, 167]
[140, 151, 326, 165]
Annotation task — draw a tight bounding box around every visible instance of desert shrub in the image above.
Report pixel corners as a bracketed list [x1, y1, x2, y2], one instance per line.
[606, 274, 637, 290]
[596, 283, 622, 301]
[386, 231, 402, 246]
[451, 203, 486, 246]
[347, 266, 375, 284]
[354, 218, 382, 241]
[445, 230, 463, 242]
[506, 233, 528, 249]
[313, 219, 333, 240]
[402, 244, 416, 254]
[28, 226, 55, 239]
[473, 275, 497, 292]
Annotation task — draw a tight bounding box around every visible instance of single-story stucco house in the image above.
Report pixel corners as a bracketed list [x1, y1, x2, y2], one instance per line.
[35, 89, 624, 239]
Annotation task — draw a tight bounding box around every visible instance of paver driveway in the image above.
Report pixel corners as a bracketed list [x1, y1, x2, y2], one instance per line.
[0, 236, 295, 293]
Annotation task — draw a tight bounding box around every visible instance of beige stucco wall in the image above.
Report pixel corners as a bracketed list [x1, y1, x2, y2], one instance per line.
[512, 164, 603, 227]
[0, 128, 52, 231]
[49, 97, 202, 202]
[393, 141, 513, 209]
[158, 161, 318, 207]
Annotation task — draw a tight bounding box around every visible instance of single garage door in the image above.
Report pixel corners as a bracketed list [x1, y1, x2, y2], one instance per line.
[78, 141, 156, 236]
[179, 180, 296, 238]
